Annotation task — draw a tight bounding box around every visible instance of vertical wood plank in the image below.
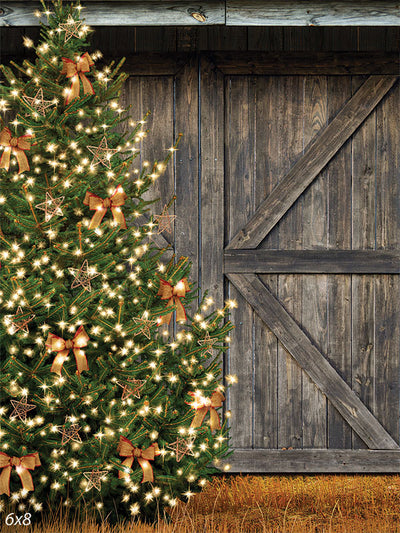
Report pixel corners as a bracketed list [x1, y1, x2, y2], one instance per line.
[225, 76, 254, 448]
[253, 76, 279, 449]
[175, 57, 200, 305]
[276, 76, 304, 449]
[301, 76, 328, 448]
[326, 76, 353, 449]
[351, 75, 377, 449]
[200, 55, 225, 306]
[375, 81, 400, 444]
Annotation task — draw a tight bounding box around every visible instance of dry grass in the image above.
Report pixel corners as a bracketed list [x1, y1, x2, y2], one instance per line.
[2, 475, 400, 532]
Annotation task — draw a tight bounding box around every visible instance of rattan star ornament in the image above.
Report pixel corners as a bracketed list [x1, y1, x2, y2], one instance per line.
[58, 419, 82, 445]
[167, 435, 196, 463]
[69, 260, 100, 292]
[154, 204, 176, 234]
[8, 306, 35, 334]
[197, 331, 218, 356]
[83, 468, 108, 491]
[59, 15, 83, 43]
[132, 312, 158, 339]
[87, 136, 118, 168]
[116, 378, 146, 400]
[10, 397, 36, 422]
[22, 88, 55, 116]
[35, 192, 64, 222]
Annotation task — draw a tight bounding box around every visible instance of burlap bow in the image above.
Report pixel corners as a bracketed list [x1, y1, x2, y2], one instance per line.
[46, 325, 90, 375]
[157, 278, 190, 325]
[0, 127, 32, 174]
[0, 452, 40, 496]
[117, 436, 160, 483]
[83, 186, 127, 230]
[61, 52, 94, 104]
[189, 390, 225, 431]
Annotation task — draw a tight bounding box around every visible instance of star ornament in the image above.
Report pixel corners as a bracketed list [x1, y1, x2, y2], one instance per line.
[58, 421, 82, 446]
[22, 88, 56, 116]
[197, 332, 218, 357]
[154, 205, 176, 235]
[83, 468, 108, 491]
[69, 260, 100, 292]
[7, 306, 35, 334]
[59, 15, 83, 43]
[132, 312, 158, 339]
[116, 378, 146, 401]
[87, 137, 118, 169]
[35, 192, 64, 222]
[167, 436, 196, 463]
[10, 397, 36, 422]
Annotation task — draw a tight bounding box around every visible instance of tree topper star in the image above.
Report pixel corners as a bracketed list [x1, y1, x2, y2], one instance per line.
[69, 260, 100, 292]
[59, 15, 83, 43]
[83, 468, 108, 491]
[10, 397, 36, 422]
[87, 136, 118, 169]
[35, 192, 64, 222]
[154, 205, 176, 235]
[22, 88, 56, 116]
[166, 435, 196, 463]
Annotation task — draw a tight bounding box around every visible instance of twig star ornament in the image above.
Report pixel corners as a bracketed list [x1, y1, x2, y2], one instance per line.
[59, 15, 83, 43]
[69, 260, 100, 292]
[87, 136, 118, 168]
[167, 436, 196, 463]
[197, 331, 218, 357]
[116, 378, 146, 400]
[35, 192, 64, 222]
[154, 204, 176, 234]
[83, 468, 108, 491]
[8, 306, 35, 334]
[133, 312, 158, 339]
[10, 397, 36, 422]
[58, 420, 82, 445]
[22, 88, 55, 116]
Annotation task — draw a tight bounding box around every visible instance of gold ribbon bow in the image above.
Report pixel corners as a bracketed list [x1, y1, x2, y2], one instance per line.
[0, 127, 32, 174]
[61, 52, 94, 104]
[0, 452, 40, 496]
[189, 390, 225, 432]
[83, 186, 127, 230]
[157, 278, 190, 325]
[46, 326, 90, 376]
[117, 436, 160, 483]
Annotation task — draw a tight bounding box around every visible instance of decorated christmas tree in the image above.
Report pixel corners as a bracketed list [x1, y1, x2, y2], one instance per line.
[0, 1, 236, 523]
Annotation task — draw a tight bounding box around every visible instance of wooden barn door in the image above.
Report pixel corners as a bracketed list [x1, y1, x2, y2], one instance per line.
[121, 52, 400, 472]
[221, 59, 400, 472]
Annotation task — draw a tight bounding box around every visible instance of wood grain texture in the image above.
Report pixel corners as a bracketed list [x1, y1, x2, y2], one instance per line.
[212, 52, 400, 75]
[223, 250, 400, 274]
[224, 449, 400, 473]
[227, 273, 399, 450]
[0, 1, 225, 26]
[226, 75, 399, 250]
[226, 1, 400, 26]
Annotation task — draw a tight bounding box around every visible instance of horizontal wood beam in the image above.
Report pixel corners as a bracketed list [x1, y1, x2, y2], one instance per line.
[224, 250, 400, 274]
[3, 1, 400, 26]
[223, 449, 400, 473]
[226, 76, 398, 250]
[227, 1, 400, 26]
[227, 273, 399, 450]
[212, 52, 400, 76]
[0, 1, 225, 26]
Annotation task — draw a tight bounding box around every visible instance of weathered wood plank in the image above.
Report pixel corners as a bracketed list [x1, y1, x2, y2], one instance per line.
[226, 75, 399, 250]
[212, 52, 400, 75]
[326, 76, 352, 449]
[223, 250, 400, 274]
[301, 76, 327, 449]
[226, 1, 400, 26]
[0, 1, 225, 26]
[227, 273, 399, 450]
[223, 449, 400, 473]
[200, 55, 225, 305]
[225, 76, 254, 448]
[122, 54, 189, 76]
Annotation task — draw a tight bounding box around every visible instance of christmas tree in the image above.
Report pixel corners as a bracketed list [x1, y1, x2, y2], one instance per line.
[0, 1, 236, 523]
